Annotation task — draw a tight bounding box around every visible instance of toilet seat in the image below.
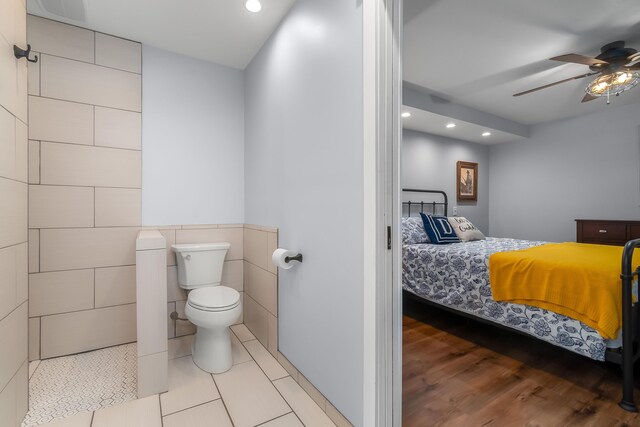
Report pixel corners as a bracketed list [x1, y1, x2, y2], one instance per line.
[188, 286, 240, 312]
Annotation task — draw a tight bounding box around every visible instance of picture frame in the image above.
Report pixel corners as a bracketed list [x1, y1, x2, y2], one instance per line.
[457, 161, 478, 201]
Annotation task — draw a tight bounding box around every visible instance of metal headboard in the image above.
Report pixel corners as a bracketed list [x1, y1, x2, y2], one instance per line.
[402, 189, 448, 217]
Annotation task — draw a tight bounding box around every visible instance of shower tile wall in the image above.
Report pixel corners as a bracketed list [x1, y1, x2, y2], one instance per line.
[0, 0, 29, 424]
[27, 15, 142, 360]
[243, 225, 278, 356]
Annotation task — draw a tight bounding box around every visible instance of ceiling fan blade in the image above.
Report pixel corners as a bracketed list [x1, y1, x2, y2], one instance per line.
[626, 52, 640, 67]
[513, 72, 598, 97]
[550, 53, 609, 66]
[581, 93, 598, 103]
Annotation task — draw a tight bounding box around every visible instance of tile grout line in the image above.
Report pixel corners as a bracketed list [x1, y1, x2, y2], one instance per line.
[161, 397, 222, 419]
[29, 92, 141, 114]
[253, 411, 296, 427]
[37, 137, 142, 152]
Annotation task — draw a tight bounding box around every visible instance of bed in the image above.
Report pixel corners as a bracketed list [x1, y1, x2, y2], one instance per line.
[402, 189, 640, 411]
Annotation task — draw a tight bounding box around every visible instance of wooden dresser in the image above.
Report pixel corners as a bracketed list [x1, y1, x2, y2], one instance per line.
[576, 219, 640, 246]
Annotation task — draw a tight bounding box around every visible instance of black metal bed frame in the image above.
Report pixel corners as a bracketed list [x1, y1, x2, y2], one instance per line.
[402, 188, 640, 412]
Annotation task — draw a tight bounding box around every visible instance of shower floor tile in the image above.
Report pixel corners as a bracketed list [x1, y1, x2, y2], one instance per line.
[22, 343, 137, 426]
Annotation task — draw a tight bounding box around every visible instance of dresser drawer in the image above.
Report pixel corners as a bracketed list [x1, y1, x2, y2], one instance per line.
[580, 222, 627, 242]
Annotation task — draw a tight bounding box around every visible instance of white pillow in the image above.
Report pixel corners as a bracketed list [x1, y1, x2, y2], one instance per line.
[447, 217, 486, 242]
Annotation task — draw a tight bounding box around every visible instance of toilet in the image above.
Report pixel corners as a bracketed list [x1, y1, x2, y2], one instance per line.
[172, 242, 241, 373]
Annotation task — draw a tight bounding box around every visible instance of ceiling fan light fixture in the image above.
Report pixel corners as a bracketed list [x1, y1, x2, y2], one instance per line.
[586, 71, 640, 97]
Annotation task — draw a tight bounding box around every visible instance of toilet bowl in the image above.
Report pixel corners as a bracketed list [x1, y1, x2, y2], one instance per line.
[172, 242, 241, 373]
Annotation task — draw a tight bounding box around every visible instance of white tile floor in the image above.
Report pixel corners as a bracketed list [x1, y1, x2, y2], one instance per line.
[24, 324, 337, 427]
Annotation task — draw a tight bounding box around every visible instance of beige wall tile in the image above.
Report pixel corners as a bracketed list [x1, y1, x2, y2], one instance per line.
[167, 302, 175, 339]
[0, 245, 17, 320]
[93, 394, 161, 427]
[163, 400, 232, 427]
[245, 261, 277, 316]
[28, 317, 39, 361]
[95, 188, 141, 227]
[0, 36, 28, 122]
[29, 185, 94, 228]
[137, 351, 168, 398]
[213, 361, 290, 427]
[267, 232, 278, 274]
[0, 105, 15, 179]
[40, 142, 141, 188]
[181, 224, 219, 230]
[15, 359, 27, 424]
[40, 303, 136, 358]
[326, 401, 353, 427]
[0, 301, 27, 390]
[28, 140, 39, 184]
[273, 377, 334, 427]
[40, 227, 139, 271]
[136, 247, 167, 357]
[15, 119, 27, 182]
[0, 360, 28, 427]
[0, 177, 27, 248]
[244, 294, 269, 348]
[175, 227, 243, 261]
[95, 265, 136, 308]
[15, 242, 27, 304]
[28, 229, 38, 273]
[0, 0, 16, 45]
[27, 15, 94, 63]
[41, 54, 141, 112]
[95, 33, 141, 74]
[244, 228, 268, 270]
[175, 300, 195, 337]
[159, 229, 176, 266]
[28, 96, 94, 145]
[94, 107, 141, 150]
[277, 352, 299, 382]
[222, 259, 243, 292]
[298, 374, 326, 412]
[29, 269, 94, 316]
[167, 335, 192, 360]
[166, 266, 185, 302]
[268, 312, 278, 357]
[28, 51, 39, 95]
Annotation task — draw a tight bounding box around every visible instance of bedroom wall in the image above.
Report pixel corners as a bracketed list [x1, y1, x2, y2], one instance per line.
[141, 46, 244, 226]
[0, 0, 28, 424]
[489, 101, 640, 242]
[244, 0, 364, 424]
[402, 129, 490, 233]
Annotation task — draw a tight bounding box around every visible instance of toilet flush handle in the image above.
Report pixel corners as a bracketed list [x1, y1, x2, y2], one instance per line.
[182, 254, 191, 261]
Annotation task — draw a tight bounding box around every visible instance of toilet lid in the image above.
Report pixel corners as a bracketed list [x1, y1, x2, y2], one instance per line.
[188, 286, 240, 312]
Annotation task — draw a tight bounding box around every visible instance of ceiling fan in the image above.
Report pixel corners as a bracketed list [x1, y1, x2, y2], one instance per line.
[513, 41, 640, 103]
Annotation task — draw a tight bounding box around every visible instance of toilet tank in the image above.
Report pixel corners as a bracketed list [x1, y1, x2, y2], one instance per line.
[171, 242, 230, 289]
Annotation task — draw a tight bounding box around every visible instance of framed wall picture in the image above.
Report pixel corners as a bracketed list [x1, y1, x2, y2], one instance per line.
[457, 161, 478, 201]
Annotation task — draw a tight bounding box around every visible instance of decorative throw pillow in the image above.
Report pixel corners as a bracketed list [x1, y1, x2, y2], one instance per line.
[401, 217, 430, 245]
[420, 213, 460, 244]
[447, 216, 486, 242]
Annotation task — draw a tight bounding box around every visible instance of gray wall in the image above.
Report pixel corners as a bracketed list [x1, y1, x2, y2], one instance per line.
[141, 46, 245, 226]
[244, 0, 364, 424]
[402, 129, 490, 233]
[489, 101, 640, 242]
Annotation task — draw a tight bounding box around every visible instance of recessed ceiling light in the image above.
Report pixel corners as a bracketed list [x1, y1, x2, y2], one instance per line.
[401, 112, 411, 118]
[446, 123, 456, 128]
[482, 132, 491, 137]
[245, 0, 262, 12]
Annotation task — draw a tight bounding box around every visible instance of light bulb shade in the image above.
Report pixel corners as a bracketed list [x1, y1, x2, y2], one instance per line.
[586, 71, 640, 97]
[245, 0, 262, 12]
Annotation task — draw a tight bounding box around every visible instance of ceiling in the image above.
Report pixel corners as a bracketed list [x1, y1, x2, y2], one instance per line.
[403, 0, 640, 126]
[27, 0, 297, 69]
[401, 107, 525, 145]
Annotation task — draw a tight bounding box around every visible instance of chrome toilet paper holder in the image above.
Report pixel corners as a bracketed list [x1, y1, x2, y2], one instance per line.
[284, 253, 303, 264]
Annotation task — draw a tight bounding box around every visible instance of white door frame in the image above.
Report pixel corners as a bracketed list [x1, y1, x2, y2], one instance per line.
[363, 0, 402, 425]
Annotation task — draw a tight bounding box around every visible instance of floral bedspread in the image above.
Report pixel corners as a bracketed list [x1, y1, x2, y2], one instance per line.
[403, 237, 607, 361]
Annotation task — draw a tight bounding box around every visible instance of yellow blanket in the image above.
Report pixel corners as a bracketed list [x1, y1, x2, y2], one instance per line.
[489, 242, 640, 340]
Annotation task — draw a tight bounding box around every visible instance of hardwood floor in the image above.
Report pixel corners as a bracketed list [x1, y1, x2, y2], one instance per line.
[402, 297, 640, 426]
